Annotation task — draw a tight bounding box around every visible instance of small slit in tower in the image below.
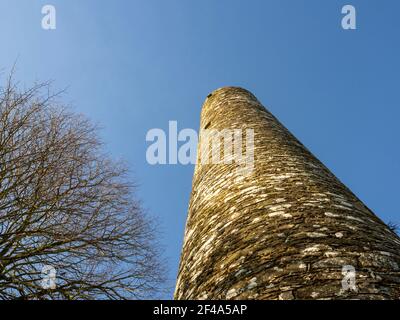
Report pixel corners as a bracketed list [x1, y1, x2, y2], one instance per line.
[207, 93, 213, 99]
[204, 122, 211, 129]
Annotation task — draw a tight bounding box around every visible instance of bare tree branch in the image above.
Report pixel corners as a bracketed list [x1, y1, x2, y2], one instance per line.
[0, 74, 165, 300]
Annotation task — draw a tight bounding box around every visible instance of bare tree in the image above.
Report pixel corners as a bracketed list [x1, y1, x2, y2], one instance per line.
[0, 75, 165, 299]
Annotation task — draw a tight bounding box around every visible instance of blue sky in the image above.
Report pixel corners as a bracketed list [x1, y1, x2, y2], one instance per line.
[0, 0, 399, 298]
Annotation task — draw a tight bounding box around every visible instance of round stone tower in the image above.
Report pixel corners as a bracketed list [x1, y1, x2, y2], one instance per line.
[174, 87, 400, 300]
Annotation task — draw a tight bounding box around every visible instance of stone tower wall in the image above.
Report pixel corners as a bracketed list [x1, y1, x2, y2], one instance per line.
[175, 87, 400, 300]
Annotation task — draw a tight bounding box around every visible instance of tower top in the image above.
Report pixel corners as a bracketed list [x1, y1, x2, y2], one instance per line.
[205, 86, 258, 103]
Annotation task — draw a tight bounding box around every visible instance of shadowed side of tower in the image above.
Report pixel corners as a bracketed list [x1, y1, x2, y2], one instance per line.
[175, 87, 400, 300]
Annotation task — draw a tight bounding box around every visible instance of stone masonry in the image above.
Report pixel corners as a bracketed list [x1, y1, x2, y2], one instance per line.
[174, 87, 400, 300]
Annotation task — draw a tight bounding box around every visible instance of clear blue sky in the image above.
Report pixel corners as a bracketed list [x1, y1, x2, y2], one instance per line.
[0, 0, 399, 299]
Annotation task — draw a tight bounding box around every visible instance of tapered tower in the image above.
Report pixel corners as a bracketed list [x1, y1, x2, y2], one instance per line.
[175, 87, 400, 300]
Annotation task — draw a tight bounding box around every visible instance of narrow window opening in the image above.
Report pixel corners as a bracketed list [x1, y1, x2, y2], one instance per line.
[204, 122, 211, 130]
